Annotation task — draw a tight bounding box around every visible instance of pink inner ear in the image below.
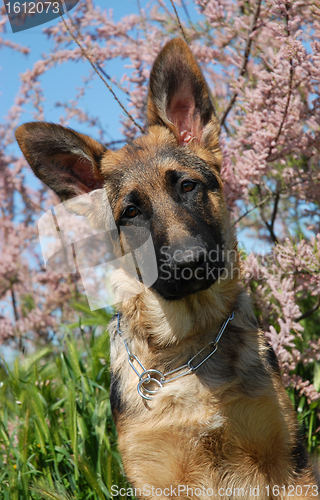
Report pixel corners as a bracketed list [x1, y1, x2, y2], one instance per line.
[166, 83, 202, 146]
[70, 156, 103, 193]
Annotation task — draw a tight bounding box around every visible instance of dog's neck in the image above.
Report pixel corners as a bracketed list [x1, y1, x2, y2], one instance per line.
[111, 269, 246, 347]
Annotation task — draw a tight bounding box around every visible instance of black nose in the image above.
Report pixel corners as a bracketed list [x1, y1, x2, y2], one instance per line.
[170, 245, 207, 271]
[154, 240, 224, 299]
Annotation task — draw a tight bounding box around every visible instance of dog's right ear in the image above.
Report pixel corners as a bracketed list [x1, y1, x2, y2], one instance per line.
[15, 122, 106, 201]
[147, 38, 220, 153]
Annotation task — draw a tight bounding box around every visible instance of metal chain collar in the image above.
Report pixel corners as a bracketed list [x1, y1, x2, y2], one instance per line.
[116, 311, 234, 401]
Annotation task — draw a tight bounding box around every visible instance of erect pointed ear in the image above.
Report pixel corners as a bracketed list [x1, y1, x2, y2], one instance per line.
[147, 38, 220, 150]
[15, 122, 106, 201]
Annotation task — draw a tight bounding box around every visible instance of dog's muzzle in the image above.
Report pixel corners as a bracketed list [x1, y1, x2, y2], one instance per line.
[153, 243, 225, 299]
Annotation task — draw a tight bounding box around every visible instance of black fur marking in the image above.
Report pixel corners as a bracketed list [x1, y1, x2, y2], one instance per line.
[291, 430, 310, 475]
[110, 371, 125, 423]
[159, 146, 221, 191]
[265, 343, 281, 376]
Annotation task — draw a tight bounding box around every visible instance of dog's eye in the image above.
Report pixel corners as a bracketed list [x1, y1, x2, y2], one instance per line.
[181, 180, 196, 193]
[123, 205, 140, 218]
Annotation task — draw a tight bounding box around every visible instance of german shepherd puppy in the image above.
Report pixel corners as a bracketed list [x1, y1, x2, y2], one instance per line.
[16, 39, 318, 499]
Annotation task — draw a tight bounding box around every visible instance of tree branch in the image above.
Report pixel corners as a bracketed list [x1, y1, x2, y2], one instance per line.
[266, 7, 294, 161]
[11, 286, 19, 322]
[264, 191, 280, 244]
[60, 14, 144, 133]
[234, 176, 318, 225]
[234, 192, 275, 225]
[169, 0, 189, 45]
[295, 297, 320, 322]
[220, 0, 262, 127]
[95, 64, 130, 96]
[181, 0, 191, 22]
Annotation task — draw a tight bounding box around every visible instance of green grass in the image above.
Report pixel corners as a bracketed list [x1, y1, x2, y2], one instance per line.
[0, 304, 131, 500]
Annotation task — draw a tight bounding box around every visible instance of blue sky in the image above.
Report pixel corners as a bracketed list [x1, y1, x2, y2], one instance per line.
[1, 0, 149, 142]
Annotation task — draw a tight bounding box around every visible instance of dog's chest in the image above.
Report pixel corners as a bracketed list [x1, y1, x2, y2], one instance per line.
[109, 319, 227, 436]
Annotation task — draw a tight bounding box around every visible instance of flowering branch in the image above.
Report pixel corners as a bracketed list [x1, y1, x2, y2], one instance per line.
[266, 7, 294, 162]
[59, 14, 144, 133]
[220, 0, 262, 127]
[169, 0, 189, 44]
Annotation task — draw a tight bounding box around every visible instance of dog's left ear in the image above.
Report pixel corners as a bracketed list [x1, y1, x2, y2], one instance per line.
[147, 38, 220, 151]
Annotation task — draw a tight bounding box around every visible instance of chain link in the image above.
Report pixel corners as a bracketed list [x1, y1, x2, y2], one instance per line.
[116, 311, 234, 401]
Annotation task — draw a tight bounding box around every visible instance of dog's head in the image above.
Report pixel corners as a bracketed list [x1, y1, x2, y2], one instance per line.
[16, 38, 238, 303]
